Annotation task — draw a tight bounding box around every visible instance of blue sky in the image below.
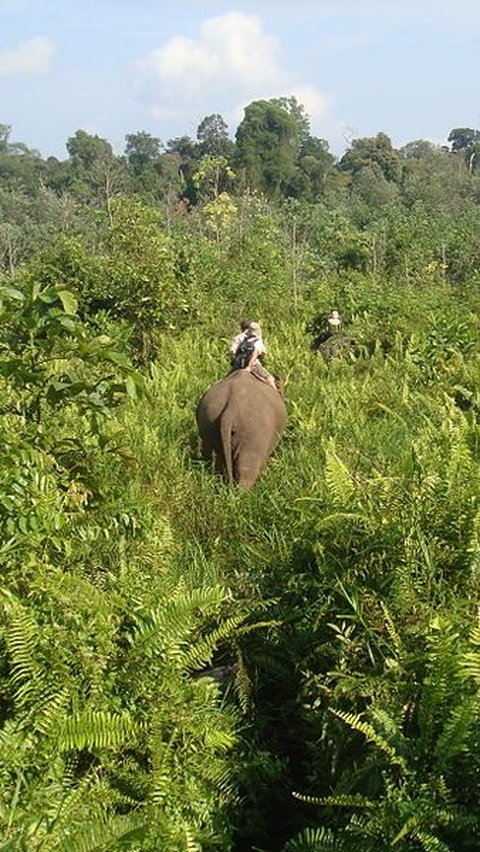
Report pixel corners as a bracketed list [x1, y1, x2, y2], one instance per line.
[1, 0, 479, 159]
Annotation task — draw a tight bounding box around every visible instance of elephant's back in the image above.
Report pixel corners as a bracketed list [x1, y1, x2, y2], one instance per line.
[197, 371, 285, 426]
[226, 371, 287, 436]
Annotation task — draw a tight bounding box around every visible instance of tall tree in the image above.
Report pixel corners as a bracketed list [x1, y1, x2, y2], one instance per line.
[235, 99, 300, 197]
[0, 126, 45, 195]
[66, 130, 113, 170]
[196, 114, 234, 158]
[270, 95, 311, 143]
[340, 132, 403, 184]
[65, 129, 124, 209]
[290, 135, 335, 201]
[447, 127, 480, 173]
[165, 137, 200, 201]
[166, 136, 199, 162]
[124, 131, 162, 175]
[447, 127, 480, 152]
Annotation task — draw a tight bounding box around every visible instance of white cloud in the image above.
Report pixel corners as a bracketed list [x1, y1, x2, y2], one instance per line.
[0, 36, 54, 78]
[137, 11, 332, 134]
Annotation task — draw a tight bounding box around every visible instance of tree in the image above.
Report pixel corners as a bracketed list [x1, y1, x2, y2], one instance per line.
[122, 130, 163, 197]
[165, 136, 199, 192]
[235, 99, 300, 197]
[64, 129, 125, 211]
[0, 123, 11, 153]
[66, 129, 113, 170]
[340, 132, 403, 185]
[192, 155, 234, 202]
[401, 139, 438, 160]
[166, 135, 199, 162]
[124, 131, 162, 175]
[447, 127, 480, 152]
[270, 95, 311, 143]
[0, 125, 46, 195]
[290, 135, 335, 201]
[196, 114, 234, 158]
[401, 143, 474, 210]
[447, 127, 480, 174]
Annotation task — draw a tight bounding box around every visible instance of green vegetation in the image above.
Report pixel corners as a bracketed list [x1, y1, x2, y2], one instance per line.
[1, 103, 480, 850]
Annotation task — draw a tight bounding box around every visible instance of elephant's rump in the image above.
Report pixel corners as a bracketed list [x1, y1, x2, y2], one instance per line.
[196, 371, 287, 487]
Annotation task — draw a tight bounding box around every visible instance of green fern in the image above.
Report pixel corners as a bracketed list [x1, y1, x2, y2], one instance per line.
[1, 593, 44, 710]
[462, 626, 480, 684]
[181, 615, 246, 671]
[293, 792, 375, 809]
[283, 826, 343, 851]
[434, 697, 476, 768]
[329, 708, 406, 769]
[324, 441, 356, 506]
[414, 831, 452, 852]
[126, 584, 228, 663]
[57, 710, 139, 752]
[66, 811, 147, 852]
[184, 826, 202, 852]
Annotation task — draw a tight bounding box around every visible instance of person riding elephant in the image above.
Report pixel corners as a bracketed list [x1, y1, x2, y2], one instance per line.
[229, 321, 277, 390]
[196, 369, 287, 490]
[310, 309, 355, 361]
[312, 309, 344, 347]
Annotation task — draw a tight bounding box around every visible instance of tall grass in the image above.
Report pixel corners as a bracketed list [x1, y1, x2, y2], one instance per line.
[3, 262, 480, 849]
[109, 283, 480, 849]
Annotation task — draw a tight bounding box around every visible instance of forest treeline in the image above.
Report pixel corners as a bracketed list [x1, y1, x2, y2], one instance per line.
[2, 98, 480, 276]
[2, 96, 480, 851]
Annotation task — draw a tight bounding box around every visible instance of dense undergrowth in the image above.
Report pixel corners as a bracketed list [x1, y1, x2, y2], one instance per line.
[2, 190, 480, 851]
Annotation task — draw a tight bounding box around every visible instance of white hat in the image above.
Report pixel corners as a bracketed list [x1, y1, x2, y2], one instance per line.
[328, 310, 341, 327]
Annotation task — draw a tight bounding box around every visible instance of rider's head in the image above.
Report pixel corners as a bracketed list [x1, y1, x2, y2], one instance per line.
[246, 321, 262, 338]
[327, 310, 342, 330]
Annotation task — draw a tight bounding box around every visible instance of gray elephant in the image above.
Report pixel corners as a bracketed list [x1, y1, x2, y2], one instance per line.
[196, 370, 287, 490]
[315, 332, 356, 362]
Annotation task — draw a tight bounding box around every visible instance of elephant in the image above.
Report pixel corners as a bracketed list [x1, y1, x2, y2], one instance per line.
[196, 370, 287, 490]
[313, 332, 357, 362]
[307, 312, 357, 362]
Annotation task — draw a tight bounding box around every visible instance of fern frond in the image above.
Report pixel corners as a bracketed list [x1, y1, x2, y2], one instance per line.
[283, 826, 342, 851]
[57, 710, 139, 752]
[2, 597, 43, 710]
[414, 831, 452, 852]
[184, 618, 274, 672]
[330, 708, 406, 769]
[462, 626, 480, 684]
[420, 619, 463, 737]
[198, 762, 236, 798]
[293, 791, 375, 809]
[434, 697, 476, 768]
[234, 650, 252, 713]
[127, 584, 227, 661]
[66, 811, 147, 852]
[324, 442, 356, 505]
[379, 602, 403, 658]
[182, 615, 245, 671]
[315, 512, 365, 531]
[34, 688, 70, 737]
[369, 707, 406, 753]
[391, 814, 422, 846]
[183, 827, 202, 852]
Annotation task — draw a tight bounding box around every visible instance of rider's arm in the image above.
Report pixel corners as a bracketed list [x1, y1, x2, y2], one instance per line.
[247, 338, 264, 369]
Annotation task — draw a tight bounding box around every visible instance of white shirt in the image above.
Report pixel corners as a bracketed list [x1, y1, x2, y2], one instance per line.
[230, 331, 267, 358]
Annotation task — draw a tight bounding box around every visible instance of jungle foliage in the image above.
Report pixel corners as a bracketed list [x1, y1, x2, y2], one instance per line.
[2, 103, 480, 850]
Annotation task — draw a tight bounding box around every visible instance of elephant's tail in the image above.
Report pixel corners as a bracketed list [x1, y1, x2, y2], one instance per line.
[219, 410, 234, 484]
